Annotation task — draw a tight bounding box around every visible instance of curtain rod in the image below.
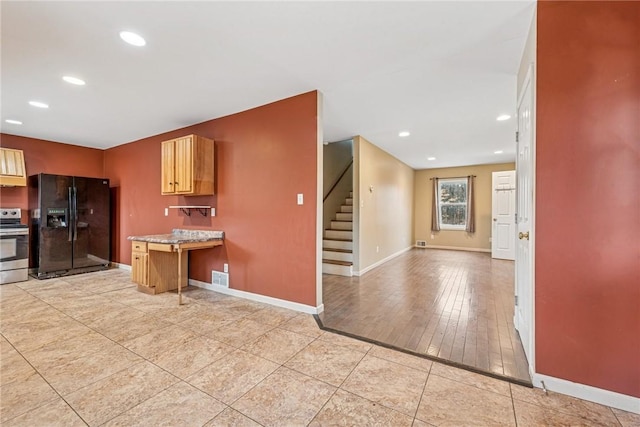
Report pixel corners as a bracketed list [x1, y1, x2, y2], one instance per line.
[429, 175, 476, 180]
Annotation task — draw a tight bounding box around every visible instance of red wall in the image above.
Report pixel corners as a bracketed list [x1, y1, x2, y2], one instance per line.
[536, 2, 640, 397]
[104, 91, 319, 306]
[0, 134, 105, 219]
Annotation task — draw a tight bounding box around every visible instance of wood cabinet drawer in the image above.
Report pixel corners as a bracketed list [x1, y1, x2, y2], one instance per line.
[148, 242, 174, 252]
[131, 241, 147, 253]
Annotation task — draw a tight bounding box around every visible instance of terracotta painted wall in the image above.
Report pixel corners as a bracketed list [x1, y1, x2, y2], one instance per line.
[536, 2, 640, 397]
[104, 91, 319, 307]
[0, 134, 105, 219]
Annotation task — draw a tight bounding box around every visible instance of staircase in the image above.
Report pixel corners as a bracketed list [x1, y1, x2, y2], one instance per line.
[322, 192, 353, 276]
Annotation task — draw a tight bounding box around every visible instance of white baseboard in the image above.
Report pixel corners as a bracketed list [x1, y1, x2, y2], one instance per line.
[353, 246, 413, 276]
[419, 245, 491, 253]
[189, 279, 324, 315]
[114, 262, 131, 271]
[532, 373, 640, 414]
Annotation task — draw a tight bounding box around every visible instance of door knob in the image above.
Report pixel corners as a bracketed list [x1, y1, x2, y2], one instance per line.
[518, 231, 530, 240]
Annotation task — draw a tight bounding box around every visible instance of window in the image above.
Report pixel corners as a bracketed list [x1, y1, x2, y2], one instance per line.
[438, 178, 468, 230]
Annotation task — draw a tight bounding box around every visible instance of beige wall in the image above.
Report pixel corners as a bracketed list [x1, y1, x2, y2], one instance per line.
[414, 163, 516, 251]
[355, 136, 414, 273]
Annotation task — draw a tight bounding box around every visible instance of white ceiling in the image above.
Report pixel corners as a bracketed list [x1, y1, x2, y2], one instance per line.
[1, 1, 535, 170]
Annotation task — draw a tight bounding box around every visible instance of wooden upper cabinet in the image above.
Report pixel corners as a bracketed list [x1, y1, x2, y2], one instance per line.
[0, 148, 27, 187]
[161, 135, 214, 195]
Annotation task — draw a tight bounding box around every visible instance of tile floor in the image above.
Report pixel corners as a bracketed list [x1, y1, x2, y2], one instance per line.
[1, 269, 638, 426]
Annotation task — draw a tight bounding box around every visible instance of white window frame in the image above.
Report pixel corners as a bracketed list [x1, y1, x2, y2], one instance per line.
[437, 178, 468, 230]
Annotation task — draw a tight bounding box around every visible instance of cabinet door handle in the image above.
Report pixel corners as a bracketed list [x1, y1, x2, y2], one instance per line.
[168, 182, 173, 186]
[174, 181, 179, 185]
[135, 256, 139, 260]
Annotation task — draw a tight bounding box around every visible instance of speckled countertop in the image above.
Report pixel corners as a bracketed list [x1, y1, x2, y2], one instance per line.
[128, 229, 224, 244]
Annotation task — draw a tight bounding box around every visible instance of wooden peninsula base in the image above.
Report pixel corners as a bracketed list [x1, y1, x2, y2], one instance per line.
[129, 230, 224, 305]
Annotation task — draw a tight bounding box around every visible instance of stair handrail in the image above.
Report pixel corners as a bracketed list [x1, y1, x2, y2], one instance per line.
[323, 158, 354, 202]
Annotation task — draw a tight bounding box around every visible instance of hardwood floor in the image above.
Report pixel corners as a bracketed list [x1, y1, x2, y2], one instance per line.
[318, 248, 531, 384]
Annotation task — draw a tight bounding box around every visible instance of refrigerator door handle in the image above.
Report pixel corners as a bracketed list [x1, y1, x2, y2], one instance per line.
[68, 187, 73, 242]
[73, 187, 78, 241]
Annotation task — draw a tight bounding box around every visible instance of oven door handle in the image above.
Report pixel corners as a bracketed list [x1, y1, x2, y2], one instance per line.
[0, 231, 28, 237]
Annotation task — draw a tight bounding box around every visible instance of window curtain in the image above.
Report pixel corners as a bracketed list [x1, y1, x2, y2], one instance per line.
[465, 175, 475, 233]
[431, 178, 440, 232]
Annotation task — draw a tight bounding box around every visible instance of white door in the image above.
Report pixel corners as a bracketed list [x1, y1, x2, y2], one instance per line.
[492, 170, 516, 260]
[515, 65, 534, 366]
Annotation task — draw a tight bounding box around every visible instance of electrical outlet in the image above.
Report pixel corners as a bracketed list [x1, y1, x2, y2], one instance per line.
[431, 233, 435, 239]
[164, 208, 169, 216]
[376, 246, 379, 253]
[223, 263, 229, 273]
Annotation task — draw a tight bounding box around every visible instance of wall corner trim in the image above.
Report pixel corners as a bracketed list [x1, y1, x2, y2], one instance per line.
[532, 373, 640, 414]
[353, 246, 413, 276]
[189, 279, 324, 315]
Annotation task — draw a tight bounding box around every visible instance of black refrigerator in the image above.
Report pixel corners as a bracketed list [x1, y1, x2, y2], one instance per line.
[29, 173, 111, 279]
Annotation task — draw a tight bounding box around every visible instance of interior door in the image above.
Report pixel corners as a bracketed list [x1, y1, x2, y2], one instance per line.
[515, 65, 534, 365]
[492, 170, 516, 260]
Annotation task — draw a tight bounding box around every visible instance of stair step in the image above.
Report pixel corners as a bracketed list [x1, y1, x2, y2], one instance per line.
[349, 191, 353, 198]
[323, 248, 352, 253]
[325, 229, 353, 240]
[345, 198, 353, 205]
[322, 261, 353, 277]
[323, 239, 353, 250]
[340, 205, 353, 213]
[323, 250, 353, 262]
[336, 212, 352, 221]
[331, 220, 353, 230]
[322, 259, 353, 266]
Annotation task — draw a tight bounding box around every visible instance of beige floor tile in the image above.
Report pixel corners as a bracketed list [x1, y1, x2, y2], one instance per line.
[244, 305, 299, 326]
[317, 331, 373, 353]
[511, 383, 621, 425]
[22, 330, 114, 371]
[416, 374, 515, 426]
[0, 340, 35, 386]
[430, 362, 511, 397]
[178, 305, 241, 335]
[232, 366, 336, 426]
[411, 419, 435, 427]
[514, 399, 605, 426]
[341, 354, 428, 416]
[151, 336, 234, 379]
[309, 389, 413, 427]
[1, 317, 90, 353]
[121, 324, 199, 360]
[285, 339, 366, 386]
[65, 361, 179, 426]
[186, 349, 278, 404]
[279, 313, 323, 338]
[241, 327, 315, 364]
[0, 370, 59, 422]
[368, 345, 433, 373]
[3, 397, 87, 427]
[92, 313, 172, 343]
[39, 344, 142, 395]
[204, 407, 262, 426]
[82, 304, 146, 329]
[612, 408, 640, 427]
[207, 317, 275, 347]
[103, 381, 225, 427]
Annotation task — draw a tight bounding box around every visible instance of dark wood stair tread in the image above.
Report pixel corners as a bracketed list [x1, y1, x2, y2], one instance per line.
[323, 238, 353, 242]
[322, 248, 352, 253]
[322, 259, 353, 266]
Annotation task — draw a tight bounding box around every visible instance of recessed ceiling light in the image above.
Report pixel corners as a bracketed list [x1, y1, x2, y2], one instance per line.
[5, 119, 23, 125]
[119, 31, 146, 47]
[496, 114, 511, 121]
[398, 131, 410, 137]
[29, 101, 49, 109]
[427, 157, 436, 161]
[63, 76, 86, 86]
[494, 150, 504, 154]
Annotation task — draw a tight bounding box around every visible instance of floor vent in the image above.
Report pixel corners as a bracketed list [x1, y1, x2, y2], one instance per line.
[212, 270, 229, 287]
[415, 240, 427, 248]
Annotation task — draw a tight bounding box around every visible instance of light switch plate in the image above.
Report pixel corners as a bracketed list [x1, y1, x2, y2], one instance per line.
[297, 193, 303, 205]
[164, 208, 169, 216]
[211, 208, 216, 217]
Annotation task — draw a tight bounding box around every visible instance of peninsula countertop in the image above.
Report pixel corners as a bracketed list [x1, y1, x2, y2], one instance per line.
[128, 229, 224, 244]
